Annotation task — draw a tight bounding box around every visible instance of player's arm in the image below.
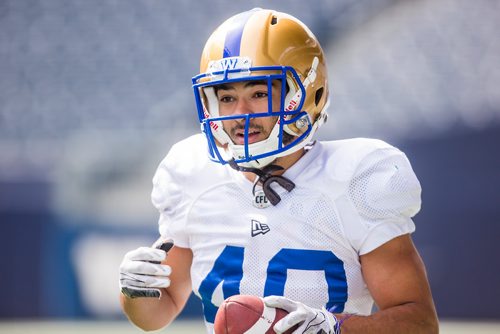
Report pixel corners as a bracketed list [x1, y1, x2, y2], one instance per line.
[120, 245, 193, 331]
[265, 234, 437, 334]
[338, 233, 438, 333]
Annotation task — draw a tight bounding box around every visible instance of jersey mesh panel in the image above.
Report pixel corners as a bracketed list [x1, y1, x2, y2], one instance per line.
[293, 190, 374, 313]
[348, 150, 420, 221]
[231, 183, 374, 313]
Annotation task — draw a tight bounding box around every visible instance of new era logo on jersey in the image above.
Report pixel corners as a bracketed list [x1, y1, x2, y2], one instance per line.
[251, 219, 270, 237]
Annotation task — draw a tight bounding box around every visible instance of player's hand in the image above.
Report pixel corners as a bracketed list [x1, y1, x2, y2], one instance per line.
[119, 241, 173, 299]
[263, 296, 339, 334]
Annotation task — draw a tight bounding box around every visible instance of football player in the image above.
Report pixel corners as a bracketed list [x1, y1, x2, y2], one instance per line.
[119, 8, 438, 334]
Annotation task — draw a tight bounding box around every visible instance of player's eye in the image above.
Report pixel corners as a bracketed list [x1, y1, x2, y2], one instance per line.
[254, 91, 268, 98]
[219, 95, 235, 103]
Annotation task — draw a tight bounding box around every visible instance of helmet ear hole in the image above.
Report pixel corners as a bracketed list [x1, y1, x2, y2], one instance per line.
[314, 87, 324, 106]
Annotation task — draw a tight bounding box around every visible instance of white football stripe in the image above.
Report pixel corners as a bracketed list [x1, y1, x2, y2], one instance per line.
[244, 302, 277, 334]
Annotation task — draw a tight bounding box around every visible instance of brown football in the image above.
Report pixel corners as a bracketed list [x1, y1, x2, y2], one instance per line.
[213, 295, 297, 334]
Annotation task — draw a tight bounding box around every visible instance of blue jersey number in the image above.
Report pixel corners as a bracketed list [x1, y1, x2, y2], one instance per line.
[198, 246, 347, 323]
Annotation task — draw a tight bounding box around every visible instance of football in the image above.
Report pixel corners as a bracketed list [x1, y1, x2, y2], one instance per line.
[213, 295, 296, 334]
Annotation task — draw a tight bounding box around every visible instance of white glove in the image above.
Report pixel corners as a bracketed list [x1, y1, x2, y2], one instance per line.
[263, 296, 339, 334]
[119, 241, 173, 298]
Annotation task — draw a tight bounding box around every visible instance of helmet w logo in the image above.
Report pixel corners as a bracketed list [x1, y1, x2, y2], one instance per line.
[221, 58, 238, 69]
[208, 57, 252, 74]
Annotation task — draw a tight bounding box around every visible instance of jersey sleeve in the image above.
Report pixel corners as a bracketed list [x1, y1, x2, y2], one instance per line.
[151, 148, 191, 248]
[346, 145, 421, 255]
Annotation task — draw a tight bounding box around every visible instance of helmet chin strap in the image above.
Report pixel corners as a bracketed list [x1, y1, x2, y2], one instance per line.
[228, 159, 295, 206]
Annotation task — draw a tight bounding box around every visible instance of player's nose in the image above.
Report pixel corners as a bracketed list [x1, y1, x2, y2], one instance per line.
[232, 98, 253, 115]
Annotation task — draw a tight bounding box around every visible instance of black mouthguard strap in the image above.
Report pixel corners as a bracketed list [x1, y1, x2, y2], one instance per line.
[228, 159, 296, 206]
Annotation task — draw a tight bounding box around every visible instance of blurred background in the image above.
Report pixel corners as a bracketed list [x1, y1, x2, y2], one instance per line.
[1, 0, 499, 332]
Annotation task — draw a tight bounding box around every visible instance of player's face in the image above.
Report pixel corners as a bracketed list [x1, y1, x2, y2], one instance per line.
[215, 80, 282, 145]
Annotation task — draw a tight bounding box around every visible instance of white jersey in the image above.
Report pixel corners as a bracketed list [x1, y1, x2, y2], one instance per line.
[151, 134, 421, 333]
